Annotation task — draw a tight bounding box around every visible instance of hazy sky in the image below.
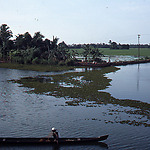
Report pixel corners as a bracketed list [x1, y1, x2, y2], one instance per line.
[0, 0, 150, 44]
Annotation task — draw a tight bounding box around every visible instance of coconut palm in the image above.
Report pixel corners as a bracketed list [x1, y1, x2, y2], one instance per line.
[0, 24, 13, 60]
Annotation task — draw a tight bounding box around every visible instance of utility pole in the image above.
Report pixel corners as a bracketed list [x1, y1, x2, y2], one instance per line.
[138, 34, 140, 58]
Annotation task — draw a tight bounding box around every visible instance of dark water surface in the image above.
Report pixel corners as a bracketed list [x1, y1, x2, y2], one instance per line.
[0, 66, 150, 150]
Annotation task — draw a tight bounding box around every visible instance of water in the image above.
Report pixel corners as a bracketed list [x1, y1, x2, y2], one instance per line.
[0, 66, 150, 150]
[103, 63, 150, 103]
[102, 55, 139, 62]
[76, 55, 139, 62]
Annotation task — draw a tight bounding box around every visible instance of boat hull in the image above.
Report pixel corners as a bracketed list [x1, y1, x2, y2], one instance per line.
[0, 135, 108, 145]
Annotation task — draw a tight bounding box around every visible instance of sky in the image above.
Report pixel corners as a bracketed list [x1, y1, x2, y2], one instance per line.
[0, 0, 150, 44]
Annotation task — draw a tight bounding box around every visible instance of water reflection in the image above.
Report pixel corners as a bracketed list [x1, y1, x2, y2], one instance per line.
[0, 66, 150, 150]
[104, 63, 150, 103]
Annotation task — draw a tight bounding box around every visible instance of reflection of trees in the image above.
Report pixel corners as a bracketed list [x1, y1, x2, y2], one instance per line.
[11, 66, 150, 127]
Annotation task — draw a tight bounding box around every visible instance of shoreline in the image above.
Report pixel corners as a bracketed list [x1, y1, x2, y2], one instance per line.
[0, 63, 75, 72]
[1, 58, 150, 72]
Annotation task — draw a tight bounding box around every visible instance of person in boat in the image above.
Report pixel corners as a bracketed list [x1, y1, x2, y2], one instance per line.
[49, 127, 59, 143]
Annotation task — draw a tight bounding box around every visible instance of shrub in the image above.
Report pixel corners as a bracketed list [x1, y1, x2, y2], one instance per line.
[145, 56, 150, 59]
[58, 61, 65, 66]
[32, 57, 40, 64]
[40, 59, 48, 64]
[12, 56, 24, 64]
[24, 57, 32, 64]
[48, 58, 58, 65]
[65, 59, 75, 66]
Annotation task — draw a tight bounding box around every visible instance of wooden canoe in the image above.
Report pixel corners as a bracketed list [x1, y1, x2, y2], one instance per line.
[0, 135, 108, 145]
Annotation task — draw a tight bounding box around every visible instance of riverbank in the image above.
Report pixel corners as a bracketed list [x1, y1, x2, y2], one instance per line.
[0, 63, 75, 72]
[1, 58, 150, 72]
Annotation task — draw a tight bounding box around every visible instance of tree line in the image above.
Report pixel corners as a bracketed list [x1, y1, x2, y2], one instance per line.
[1, 24, 149, 65]
[69, 42, 150, 49]
[0, 24, 105, 65]
[69, 42, 130, 49]
[0, 24, 74, 65]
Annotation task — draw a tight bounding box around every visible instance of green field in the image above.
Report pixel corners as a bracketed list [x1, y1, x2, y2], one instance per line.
[101, 48, 150, 57]
[70, 48, 150, 57]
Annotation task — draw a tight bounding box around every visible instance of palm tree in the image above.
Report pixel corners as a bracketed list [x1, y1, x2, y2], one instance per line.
[90, 48, 103, 61]
[15, 32, 32, 50]
[32, 32, 44, 48]
[82, 44, 92, 62]
[0, 24, 13, 60]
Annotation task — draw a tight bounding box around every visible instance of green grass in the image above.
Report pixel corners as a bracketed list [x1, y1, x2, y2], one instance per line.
[70, 48, 150, 57]
[101, 48, 150, 57]
[0, 63, 75, 72]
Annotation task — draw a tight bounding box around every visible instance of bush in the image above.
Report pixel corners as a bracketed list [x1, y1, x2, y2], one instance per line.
[32, 57, 40, 64]
[58, 61, 66, 66]
[40, 59, 48, 64]
[32, 48, 41, 58]
[12, 56, 24, 64]
[24, 57, 32, 64]
[48, 58, 58, 65]
[65, 59, 75, 66]
[145, 56, 150, 59]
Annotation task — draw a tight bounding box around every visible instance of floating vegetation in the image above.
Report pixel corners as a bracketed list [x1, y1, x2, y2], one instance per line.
[9, 66, 150, 127]
[117, 120, 150, 127]
[92, 118, 97, 120]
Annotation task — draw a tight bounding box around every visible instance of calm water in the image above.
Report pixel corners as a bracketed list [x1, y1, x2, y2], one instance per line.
[104, 63, 150, 103]
[0, 66, 150, 150]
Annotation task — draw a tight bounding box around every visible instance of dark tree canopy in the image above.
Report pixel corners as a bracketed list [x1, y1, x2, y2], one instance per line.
[0, 24, 73, 65]
[0, 24, 13, 59]
[0, 24, 13, 41]
[0, 24, 106, 65]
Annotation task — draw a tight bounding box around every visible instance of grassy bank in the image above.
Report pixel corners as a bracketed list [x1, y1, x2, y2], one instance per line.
[0, 63, 75, 72]
[70, 48, 150, 57]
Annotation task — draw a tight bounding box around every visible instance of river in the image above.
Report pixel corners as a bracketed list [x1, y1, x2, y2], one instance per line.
[103, 63, 150, 103]
[0, 64, 150, 150]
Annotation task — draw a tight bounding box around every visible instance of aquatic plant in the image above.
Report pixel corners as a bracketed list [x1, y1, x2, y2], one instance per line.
[10, 66, 150, 127]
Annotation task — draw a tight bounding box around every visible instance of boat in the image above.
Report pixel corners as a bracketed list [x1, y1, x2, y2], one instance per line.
[0, 135, 108, 145]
